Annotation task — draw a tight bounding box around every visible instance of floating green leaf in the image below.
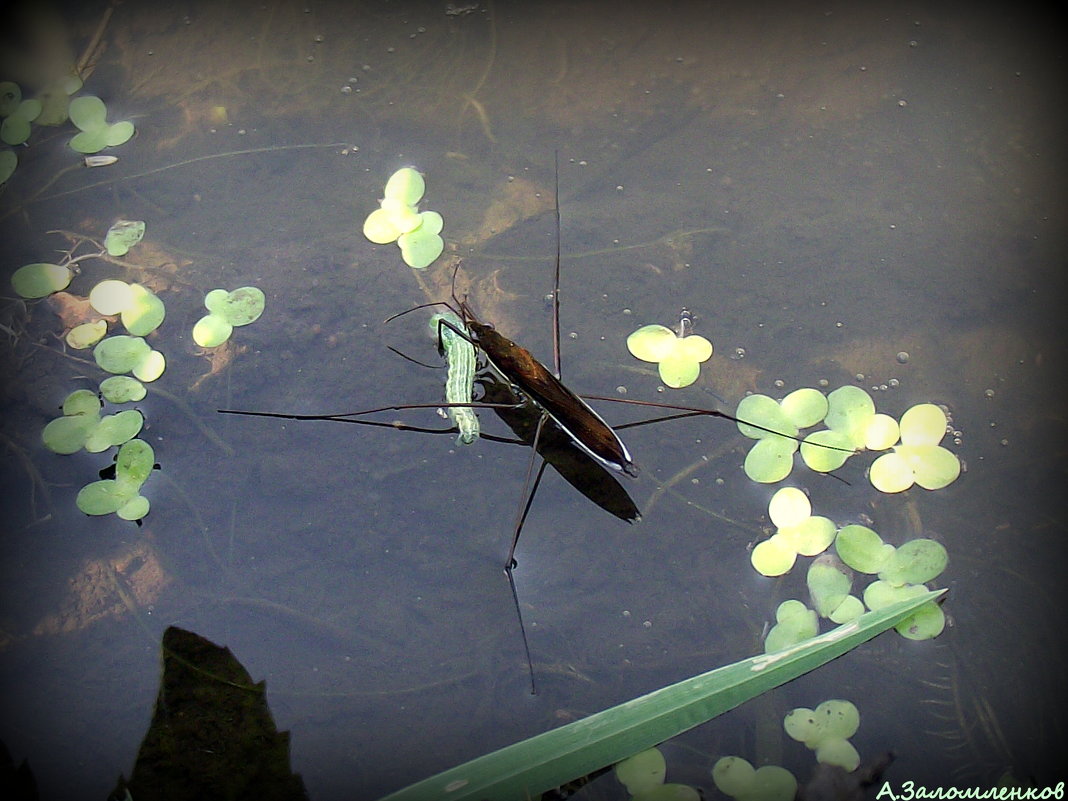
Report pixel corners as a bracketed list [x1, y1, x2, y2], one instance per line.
[878, 538, 948, 586]
[105, 219, 146, 257]
[84, 409, 144, 453]
[66, 320, 108, 349]
[41, 390, 102, 454]
[799, 430, 855, 472]
[735, 394, 796, 441]
[834, 524, 894, 574]
[783, 699, 860, 770]
[11, 262, 72, 298]
[615, 748, 666, 796]
[100, 375, 147, 403]
[76, 479, 134, 515]
[115, 438, 155, 487]
[42, 414, 97, 454]
[764, 600, 817, 652]
[712, 758, 796, 801]
[132, 349, 166, 382]
[894, 601, 945, 640]
[69, 95, 107, 130]
[94, 335, 152, 374]
[751, 534, 797, 577]
[780, 516, 836, 557]
[627, 324, 713, 389]
[1, 114, 30, 146]
[121, 283, 165, 336]
[768, 487, 810, 528]
[383, 167, 426, 205]
[780, 388, 828, 429]
[67, 95, 134, 153]
[378, 591, 943, 801]
[743, 436, 797, 483]
[117, 495, 151, 521]
[807, 555, 853, 618]
[211, 286, 265, 326]
[823, 386, 876, 449]
[192, 314, 233, 347]
[89, 279, 135, 315]
[398, 224, 444, 269]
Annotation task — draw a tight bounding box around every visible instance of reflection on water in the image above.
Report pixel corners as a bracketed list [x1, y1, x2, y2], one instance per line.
[0, 0, 1064, 798]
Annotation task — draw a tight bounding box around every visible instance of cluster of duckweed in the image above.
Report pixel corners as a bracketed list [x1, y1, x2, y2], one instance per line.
[67, 95, 135, 154]
[754, 487, 947, 648]
[712, 756, 797, 801]
[614, 747, 700, 801]
[626, 323, 713, 389]
[362, 167, 445, 269]
[735, 385, 960, 492]
[12, 220, 263, 521]
[712, 699, 865, 800]
[192, 287, 266, 347]
[0, 76, 133, 186]
[783, 699, 862, 771]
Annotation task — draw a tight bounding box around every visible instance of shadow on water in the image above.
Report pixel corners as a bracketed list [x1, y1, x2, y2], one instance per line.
[1, 0, 1065, 798]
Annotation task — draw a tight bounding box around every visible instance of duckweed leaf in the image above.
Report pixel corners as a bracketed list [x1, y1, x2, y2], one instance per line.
[897, 444, 961, 490]
[1, 114, 30, 145]
[627, 324, 678, 362]
[768, 487, 810, 528]
[66, 320, 108, 349]
[614, 748, 666, 796]
[100, 375, 146, 403]
[11, 263, 72, 298]
[895, 601, 946, 640]
[899, 403, 948, 445]
[212, 286, 265, 326]
[89, 279, 134, 315]
[736, 394, 796, 441]
[398, 226, 444, 269]
[815, 739, 860, 771]
[807, 555, 853, 618]
[117, 495, 150, 521]
[823, 386, 875, 448]
[878, 539, 948, 586]
[105, 219, 146, 257]
[780, 388, 828, 429]
[764, 600, 817, 653]
[744, 436, 797, 483]
[69, 95, 107, 131]
[863, 413, 900, 451]
[834, 525, 894, 574]
[94, 335, 151, 374]
[63, 389, 102, 417]
[121, 283, 165, 335]
[132, 349, 166, 382]
[383, 167, 425, 205]
[751, 534, 797, 577]
[711, 757, 756, 797]
[115, 438, 155, 487]
[782, 516, 836, 557]
[84, 410, 143, 452]
[42, 414, 97, 454]
[76, 479, 133, 515]
[192, 314, 233, 347]
[799, 430, 855, 472]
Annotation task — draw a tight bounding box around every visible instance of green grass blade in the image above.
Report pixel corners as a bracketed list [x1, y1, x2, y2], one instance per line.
[379, 589, 944, 801]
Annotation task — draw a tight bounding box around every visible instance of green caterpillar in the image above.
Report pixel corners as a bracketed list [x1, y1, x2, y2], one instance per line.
[428, 311, 480, 445]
